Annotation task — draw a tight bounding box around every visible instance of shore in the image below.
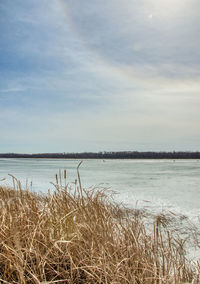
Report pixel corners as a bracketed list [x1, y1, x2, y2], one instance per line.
[0, 177, 199, 283]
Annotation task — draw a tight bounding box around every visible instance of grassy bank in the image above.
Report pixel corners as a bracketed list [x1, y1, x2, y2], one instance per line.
[0, 173, 199, 283]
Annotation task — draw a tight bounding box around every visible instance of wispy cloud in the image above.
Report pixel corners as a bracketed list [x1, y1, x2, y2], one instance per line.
[0, 87, 26, 93]
[0, 0, 199, 152]
[63, 0, 200, 80]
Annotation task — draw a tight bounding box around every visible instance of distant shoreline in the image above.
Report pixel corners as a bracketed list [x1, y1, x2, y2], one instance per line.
[0, 151, 200, 159]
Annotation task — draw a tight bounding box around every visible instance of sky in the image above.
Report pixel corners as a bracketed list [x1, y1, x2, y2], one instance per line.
[0, 0, 200, 153]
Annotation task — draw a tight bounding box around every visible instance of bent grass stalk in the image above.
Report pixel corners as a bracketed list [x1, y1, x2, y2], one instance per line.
[0, 171, 199, 283]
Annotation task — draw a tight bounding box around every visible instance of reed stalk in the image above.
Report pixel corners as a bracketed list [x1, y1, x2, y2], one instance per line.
[0, 172, 199, 283]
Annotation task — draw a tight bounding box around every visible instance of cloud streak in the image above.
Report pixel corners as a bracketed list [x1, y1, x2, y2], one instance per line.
[62, 0, 200, 80]
[0, 0, 199, 152]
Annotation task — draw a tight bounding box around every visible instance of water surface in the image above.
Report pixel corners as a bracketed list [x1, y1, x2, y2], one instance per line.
[0, 158, 199, 230]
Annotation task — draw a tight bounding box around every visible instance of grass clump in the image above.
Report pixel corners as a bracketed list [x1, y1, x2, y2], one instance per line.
[0, 171, 199, 283]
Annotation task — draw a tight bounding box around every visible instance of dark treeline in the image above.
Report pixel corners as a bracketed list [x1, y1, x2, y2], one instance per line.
[0, 151, 200, 159]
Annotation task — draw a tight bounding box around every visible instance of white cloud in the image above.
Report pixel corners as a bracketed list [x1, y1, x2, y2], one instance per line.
[0, 0, 199, 152]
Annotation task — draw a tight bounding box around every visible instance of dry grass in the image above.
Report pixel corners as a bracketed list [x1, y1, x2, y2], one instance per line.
[0, 170, 199, 283]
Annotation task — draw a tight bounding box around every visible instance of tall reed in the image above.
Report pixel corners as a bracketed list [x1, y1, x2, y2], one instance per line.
[0, 171, 199, 283]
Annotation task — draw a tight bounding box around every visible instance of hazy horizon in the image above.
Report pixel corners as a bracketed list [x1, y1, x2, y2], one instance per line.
[0, 0, 200, 152]
[0, 150, 199, 156]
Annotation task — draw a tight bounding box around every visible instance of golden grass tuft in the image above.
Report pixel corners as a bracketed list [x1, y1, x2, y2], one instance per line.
[0, 172, 199, 283]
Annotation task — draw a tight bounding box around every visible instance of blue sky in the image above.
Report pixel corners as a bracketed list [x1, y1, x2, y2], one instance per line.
[0, 0, 200, 153]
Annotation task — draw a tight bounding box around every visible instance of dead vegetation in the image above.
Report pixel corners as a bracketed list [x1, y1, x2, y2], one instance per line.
[0, 169, 199, 283]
